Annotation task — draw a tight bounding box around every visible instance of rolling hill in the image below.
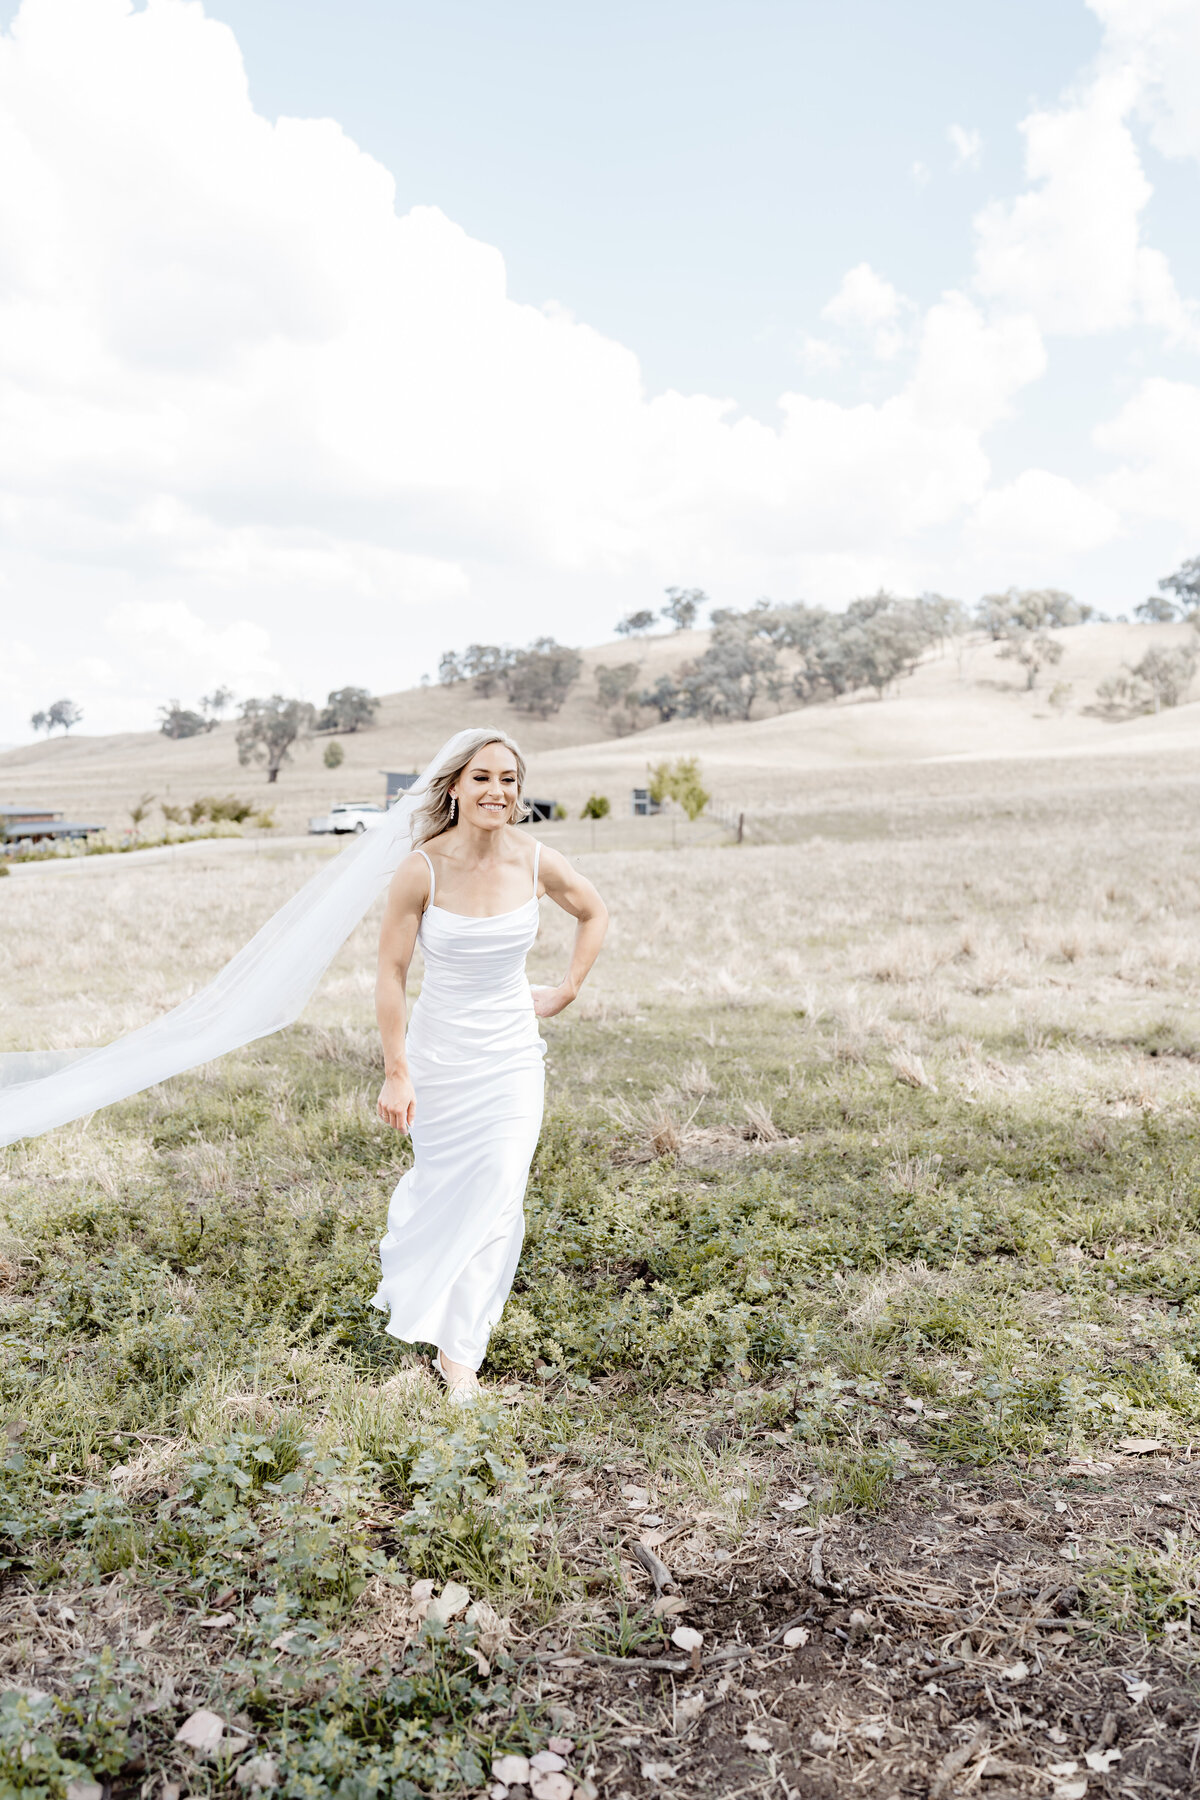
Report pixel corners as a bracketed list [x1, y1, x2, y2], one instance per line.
[3, 620, 1200, 836]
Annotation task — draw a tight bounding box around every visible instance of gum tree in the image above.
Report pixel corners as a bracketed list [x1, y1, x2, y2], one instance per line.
[236, 695, 316, 783]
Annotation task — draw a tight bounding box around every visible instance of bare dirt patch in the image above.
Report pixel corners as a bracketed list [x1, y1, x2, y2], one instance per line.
[516, 1461, 1200, 1798]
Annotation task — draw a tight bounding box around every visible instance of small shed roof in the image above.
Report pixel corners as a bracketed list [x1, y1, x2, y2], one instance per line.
[2, 820, 102, 839]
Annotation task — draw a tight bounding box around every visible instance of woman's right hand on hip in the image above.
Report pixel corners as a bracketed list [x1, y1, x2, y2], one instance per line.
[377, 1074, 416, 1133]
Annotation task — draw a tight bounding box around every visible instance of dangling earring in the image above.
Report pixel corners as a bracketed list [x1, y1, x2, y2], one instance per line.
[449, 795, 457, 822]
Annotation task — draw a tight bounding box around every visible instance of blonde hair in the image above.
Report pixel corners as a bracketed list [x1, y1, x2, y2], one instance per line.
[411, 729, 529, 844]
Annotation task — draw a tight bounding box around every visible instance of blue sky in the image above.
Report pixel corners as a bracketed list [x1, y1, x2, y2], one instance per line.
[0, 0, 1198, 736]
[200, 0, 1099, 418]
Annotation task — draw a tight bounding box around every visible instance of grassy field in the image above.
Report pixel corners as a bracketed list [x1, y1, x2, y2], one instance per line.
[3, 748, 1200, 1797]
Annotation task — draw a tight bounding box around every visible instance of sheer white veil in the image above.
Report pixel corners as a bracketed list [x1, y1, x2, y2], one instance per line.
[0, 728, 486, 1149]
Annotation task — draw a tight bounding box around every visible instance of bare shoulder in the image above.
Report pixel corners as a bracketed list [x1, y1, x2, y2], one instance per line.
[386, 848, 433, 912]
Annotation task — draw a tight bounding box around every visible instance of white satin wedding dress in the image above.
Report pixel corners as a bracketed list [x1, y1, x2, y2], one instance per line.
[371, 841, 546, 1369]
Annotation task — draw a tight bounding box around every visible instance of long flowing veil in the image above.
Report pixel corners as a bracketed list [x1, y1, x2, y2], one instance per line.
[0, 728, 482, 1149]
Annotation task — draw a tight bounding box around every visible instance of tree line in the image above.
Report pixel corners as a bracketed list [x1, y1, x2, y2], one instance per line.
[436, 586, 1095, 733]
[157, 685, 377, 743]
[24, 553, 1200, 771]
[437, 639, 584, 719]
[437, 556, 1200, 735]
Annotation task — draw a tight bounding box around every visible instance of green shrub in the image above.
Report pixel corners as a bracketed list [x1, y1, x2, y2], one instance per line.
[581, 794, 611, 820]
[648, 756, 710, 821]
[204, 794, 254, 822]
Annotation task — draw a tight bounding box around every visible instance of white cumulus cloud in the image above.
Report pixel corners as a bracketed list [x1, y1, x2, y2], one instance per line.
[104, 600, 280, 694]
[966, 470, 1121, 563]
[972, 23, 1198, 343]
[1094, 378, 1200, 529]
[1089, 0, 1200, 161]
[0, 0, 1195, 736]
[821, 263, 911, 360]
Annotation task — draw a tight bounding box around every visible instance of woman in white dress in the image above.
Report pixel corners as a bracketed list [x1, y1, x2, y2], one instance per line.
[371, 730, 607, 1400]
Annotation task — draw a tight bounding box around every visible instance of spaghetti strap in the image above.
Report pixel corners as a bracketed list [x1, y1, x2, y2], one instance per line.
[532, 838, 542, 898]
[416, 847, 436, 908]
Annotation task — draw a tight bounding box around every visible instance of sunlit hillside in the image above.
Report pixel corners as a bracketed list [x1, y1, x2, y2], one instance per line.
[3, 620, 1200, 835]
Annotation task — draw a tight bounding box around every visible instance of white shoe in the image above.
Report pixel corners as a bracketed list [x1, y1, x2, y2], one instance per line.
[432, 1349, 480, 1406]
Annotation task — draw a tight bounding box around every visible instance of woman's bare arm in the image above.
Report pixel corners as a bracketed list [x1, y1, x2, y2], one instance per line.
[531, 846, 608, 1019]
[375, 853, 430, 1131]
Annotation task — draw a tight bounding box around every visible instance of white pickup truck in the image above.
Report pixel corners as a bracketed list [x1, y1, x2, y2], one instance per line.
[308, 802, 387, 836]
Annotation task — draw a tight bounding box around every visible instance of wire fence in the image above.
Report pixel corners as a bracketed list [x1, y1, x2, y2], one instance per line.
[523, 801, 809, 856]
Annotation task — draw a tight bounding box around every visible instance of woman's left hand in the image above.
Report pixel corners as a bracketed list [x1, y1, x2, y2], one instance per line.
[531, 983, 574, 1019]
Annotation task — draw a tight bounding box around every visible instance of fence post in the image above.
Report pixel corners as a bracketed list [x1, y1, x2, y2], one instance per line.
[737, 811, 744, 845]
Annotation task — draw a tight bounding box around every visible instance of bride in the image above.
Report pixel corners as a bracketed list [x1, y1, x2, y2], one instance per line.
[371, 730, 607, 1400]
[0, 726, 604, 1402]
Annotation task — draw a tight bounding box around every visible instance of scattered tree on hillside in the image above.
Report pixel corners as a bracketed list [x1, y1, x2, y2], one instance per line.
[1132, 644, 1197, 711]
[200, 687, 235, 726]
[629, 593, 946, 722]
[998, 630, 1064, 691]
[580, 794, 611, 819]
[1156, 554, 1200, 617]
[504, 638, 582, 717]
[615, 609, 657, 637]
[435, 592, 952, 739]
[831, 594, 933, 699]
[914, 593, 971, 651]
[975, 589, 1087, 692]
[324, 740, 344, 769]
[660, 587, 706, 631]
[776, 594, 939, 703]
[54, 698, 83, 733]
[31, 698, 83, 735]
[1135, 595, 1179, 623]
[451, 644, 517, 696]
[436, 637, 587, 712]
[595, 662, 643, 737]
[158, 700, 207, 739]
[639, 673, 683, 722]
[976, 587, 1090, 640]
[318, 687, 378, 733]
[1095, 646, 1198, 716]
[236, 695, 316, 783]
[594, 662, 640, 709]
[676, 613, 780, 720]
[437, 643, 514, 693]
[1094, 671, 1142, 715]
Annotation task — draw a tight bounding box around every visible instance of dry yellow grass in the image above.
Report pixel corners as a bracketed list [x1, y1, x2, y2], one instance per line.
[6, 740, 1200, 1136]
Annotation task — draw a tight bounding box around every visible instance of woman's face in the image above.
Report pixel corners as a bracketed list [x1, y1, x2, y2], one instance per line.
[451, 743, 520, 830]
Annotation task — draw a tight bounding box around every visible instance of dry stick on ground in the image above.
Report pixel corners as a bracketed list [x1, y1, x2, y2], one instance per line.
[929, 1722, 990, 1798]
[631, 1541, 677, 1595]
